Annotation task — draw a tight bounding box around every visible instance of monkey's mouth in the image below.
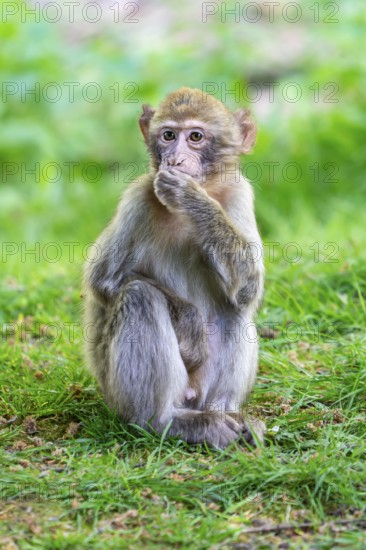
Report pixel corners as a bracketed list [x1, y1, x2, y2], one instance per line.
[169, 164, 200, 178]
[160, 159, 201, 179]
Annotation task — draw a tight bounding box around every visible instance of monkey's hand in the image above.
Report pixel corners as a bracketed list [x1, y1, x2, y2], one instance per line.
[153, 169, 204, 212]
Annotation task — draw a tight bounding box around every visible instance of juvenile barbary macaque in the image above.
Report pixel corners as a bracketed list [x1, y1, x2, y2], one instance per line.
[84, 87, 265, 448]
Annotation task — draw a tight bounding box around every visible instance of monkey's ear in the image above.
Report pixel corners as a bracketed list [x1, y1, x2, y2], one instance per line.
[139, 104, 156, 143]
[233, 109, 257, 154]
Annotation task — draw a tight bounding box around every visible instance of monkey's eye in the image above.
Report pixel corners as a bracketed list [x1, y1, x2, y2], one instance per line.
[162, 130, 176, 142]
[189, 131, 203, 142]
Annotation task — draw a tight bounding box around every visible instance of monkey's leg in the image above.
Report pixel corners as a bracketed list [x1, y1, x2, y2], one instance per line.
[106, 280, 242, 448]
[195, 314, 266, 446]
[117, 273, 208, 372]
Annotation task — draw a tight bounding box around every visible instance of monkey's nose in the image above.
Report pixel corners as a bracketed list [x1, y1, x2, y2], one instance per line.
[167, 158, 183, 167]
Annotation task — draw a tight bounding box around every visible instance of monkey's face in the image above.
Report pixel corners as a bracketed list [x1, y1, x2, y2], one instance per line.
[153, 120, 213, 182]
[139, 88, 257, 184]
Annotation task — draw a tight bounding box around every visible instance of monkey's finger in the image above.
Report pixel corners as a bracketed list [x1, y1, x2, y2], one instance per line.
[240, 419, 266, 447]
[157, 169, 189, 187]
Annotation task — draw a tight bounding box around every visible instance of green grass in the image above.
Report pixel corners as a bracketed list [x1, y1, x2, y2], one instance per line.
[1, 2, 366, 546]
[1, 210, 365, 549]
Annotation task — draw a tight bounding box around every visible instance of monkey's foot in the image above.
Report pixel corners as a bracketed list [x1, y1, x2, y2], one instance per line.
[240, 418, 266, 447]
[169, 410, 242, 449]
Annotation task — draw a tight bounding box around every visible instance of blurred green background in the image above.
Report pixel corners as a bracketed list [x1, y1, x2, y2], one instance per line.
[1, 0, 365, 281]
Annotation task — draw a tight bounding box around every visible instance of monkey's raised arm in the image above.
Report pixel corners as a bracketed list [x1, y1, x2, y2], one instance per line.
[194, 193, 263, 311]
[154, 169, 264, 311]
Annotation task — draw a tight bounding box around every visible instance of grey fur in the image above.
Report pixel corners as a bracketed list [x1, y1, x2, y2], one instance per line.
[83, 90, 265, 449]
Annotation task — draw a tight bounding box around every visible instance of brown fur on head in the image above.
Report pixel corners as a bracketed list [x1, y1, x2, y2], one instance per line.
[139, 87, 257, 170]
[152, 87, 233, 126]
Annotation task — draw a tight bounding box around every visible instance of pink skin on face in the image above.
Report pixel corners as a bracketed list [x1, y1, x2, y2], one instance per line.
[158, 120, 208, 179]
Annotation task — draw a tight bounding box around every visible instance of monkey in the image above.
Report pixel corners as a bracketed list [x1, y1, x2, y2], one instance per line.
[83, 87, 265, 449]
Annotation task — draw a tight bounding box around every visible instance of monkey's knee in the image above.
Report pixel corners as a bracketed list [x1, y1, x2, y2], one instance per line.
[121, 279, 166, 313]
[108, 280, 166, 348]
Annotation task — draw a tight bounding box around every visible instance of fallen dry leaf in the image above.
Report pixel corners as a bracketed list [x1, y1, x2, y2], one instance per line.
[168, 473, 186, 482]
[0, 416, 18, 427]
[12, 440, 28, 451]
[0, 538, 19, 550]
[23, 416, 37, 434]
[306, 423, 317, 432]
[66, 422, 80, 437]
[25, 517, 42, 535]
[332, 409, 344, 423]
[52, 447, 65, 457]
